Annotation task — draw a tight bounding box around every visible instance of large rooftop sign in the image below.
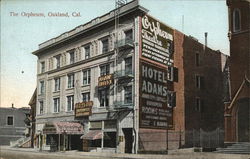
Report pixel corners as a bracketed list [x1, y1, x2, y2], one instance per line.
[141, 15, 174, 66]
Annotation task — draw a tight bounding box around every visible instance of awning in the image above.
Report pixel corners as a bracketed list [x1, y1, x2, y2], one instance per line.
[43, 122, 84, 134]
[81, 130, 102, 140]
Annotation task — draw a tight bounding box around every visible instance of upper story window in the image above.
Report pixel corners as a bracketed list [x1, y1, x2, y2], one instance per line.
[84, 45, 91, 59]
[233, 8, 241, 32]
[125, 57, 132, 75]
[195, 97, 203, 112]
[40, 61, 45, 73]
[7, 116, 14, 126]
[55, 55, 61, 69]
[69, 50, 75, 64]
[125, 29, 133, 42]
[67, 95, 74, 111]
[82, 92, 90, 102]
[100, 64, 110, 76]
[99, 88, 109, 107]
[124, 86, 132, 104]
[195, 75, 204, 89]
[39, 101, 44, 114]
[195, 53, 200, 67]
[83, 69, 91, 85]
[68, 74, 75, 88]
[101, 38, 109, 54]
[53, 98, 60, 113]
[40, 80, 45, 94]
[54, 78, 60, 91]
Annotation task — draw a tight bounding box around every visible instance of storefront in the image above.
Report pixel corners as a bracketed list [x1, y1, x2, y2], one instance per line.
[42, 122, 84, 151]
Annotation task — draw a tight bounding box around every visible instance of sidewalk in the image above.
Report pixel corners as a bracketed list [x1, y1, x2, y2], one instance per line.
[1, 146, 249, 159]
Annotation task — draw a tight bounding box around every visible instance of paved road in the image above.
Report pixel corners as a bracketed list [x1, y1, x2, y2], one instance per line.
[0, 146, 249, 159]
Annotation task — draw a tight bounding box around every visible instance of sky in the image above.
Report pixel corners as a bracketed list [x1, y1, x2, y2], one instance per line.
[0, 0, 229, 108]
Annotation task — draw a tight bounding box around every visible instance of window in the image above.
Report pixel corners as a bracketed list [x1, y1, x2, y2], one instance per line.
[101, 38, 109, 53]
[104, 132, 116, 148]
[82, 92, 90, 102]
[39, 101, 44, 114]
[195, 97, 203, 112]
[100, 64, 110, 76]
[233, 9, 241, 32]
[67, 95, 74, 111]
[54, 78, 60, 91]
[124, 86, 132, 104]
[69, 50, 75, 64]
[40, 61, 45, 73]
[125, 57, 132, 75]
[195, 75, 204, 89]
[195, 53, 200, 67]
[83, 69, 91, 85]
[40, 81, 45, 94]
[99, 88, 109, 107]
[125, 29, 133, 42]
[167, 92, 176, 108]
[7, 116, 14, 126]
[53, 98, 60, 113]
[84, 45, 90, 59]
[55, 55, 61, 69]
[68, 74, 75, 88]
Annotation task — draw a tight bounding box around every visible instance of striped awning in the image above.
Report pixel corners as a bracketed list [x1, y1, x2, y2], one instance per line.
[43, 122, 84, 134]
[81, 130, 102, 140]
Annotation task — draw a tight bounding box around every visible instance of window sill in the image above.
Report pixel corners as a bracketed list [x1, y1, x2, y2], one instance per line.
[66, 87, 74, 91]
[82, 84, 90, 87]
[53, 91, 60, 93]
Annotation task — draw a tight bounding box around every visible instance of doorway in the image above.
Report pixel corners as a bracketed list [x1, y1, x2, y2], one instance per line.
[237, 98, 250, 142]
[122, 128, 133, 153]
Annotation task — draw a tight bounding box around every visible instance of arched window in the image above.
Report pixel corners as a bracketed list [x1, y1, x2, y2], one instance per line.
[233, 9, 241, 32]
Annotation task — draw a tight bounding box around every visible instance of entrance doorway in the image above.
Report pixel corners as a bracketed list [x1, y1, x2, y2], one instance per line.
[122, 128, 133, 153]
[237, 98, 250, 142]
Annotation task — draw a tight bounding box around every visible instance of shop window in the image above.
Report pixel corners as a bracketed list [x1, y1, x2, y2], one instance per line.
[124, 86, 132, 104]
[40, 80, 45, 94]
[39, 101, 44, 114]
[125, 57, 132, 75]
[101, 38, 109, 54]
[233, 9, 241, 32]
[99, 88, 109, 107]
[100, 64, 110, 76]
[40, 61, 45, 73]
[68, 73, 75, 88]
[84, 45, 91, 59]
[83, 69, 91, 85]
[103, 132, 116, 148]
[54, 78, 60, 91]
[7, 116, 14, 126]
[67, 95, 74, 111]
[82, 92, 90, 102]
[53, 98, 60, 113]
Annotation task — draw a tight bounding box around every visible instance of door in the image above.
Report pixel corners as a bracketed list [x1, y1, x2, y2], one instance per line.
[123, 128, 133, 153]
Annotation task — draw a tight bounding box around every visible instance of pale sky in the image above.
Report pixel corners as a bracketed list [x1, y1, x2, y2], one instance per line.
[0, 0, 229, 108]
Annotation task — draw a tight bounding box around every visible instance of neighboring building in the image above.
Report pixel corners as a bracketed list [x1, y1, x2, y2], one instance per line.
[224, 0, 250, 142]
[28, 89, 37, 148]
[0, 105, 30, 145]
[32, 0, 225, 153]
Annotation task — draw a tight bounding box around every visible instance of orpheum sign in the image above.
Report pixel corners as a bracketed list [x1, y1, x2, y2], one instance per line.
[139, 61, 173, 129]
[75, 101, 93, 117]
[141, 15, 174, 66]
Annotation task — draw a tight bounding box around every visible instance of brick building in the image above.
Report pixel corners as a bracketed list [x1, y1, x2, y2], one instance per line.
[224, 0, 250, 142]
[32, 0, 225, 153]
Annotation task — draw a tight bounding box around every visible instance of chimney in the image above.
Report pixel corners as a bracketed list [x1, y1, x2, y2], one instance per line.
[12, 103, 14, 108]
[205, 32, 208, 47]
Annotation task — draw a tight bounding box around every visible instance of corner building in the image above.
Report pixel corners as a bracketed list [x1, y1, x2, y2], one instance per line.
[33, 0, 225, 153]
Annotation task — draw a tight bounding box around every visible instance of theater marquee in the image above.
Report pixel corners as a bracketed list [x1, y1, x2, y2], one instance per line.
[141, 15, 174, 66]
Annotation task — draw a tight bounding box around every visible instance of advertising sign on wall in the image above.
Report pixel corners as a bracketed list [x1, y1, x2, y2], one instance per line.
[75, 101, 93, 117]
[141, 15, 174, 66]
[139, 61, 173, 129]
[98, 74, 113, 87]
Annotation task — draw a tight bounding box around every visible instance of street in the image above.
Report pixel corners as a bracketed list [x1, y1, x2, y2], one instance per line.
[0, 146, 249, 159]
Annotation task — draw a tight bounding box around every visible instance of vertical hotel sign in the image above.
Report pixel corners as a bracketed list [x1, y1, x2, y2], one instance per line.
[139, 15, 174, 129]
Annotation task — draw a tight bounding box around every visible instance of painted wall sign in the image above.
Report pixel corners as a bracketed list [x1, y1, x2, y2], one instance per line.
[141, 15, 174, 66]
[75, 101, 93, 117]
[139, 60, 173, 129]
[98, 74, 113, 87]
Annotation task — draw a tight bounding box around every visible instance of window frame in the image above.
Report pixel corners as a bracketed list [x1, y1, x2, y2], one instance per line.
[39, 101, 44, 114]
[233, 8, 241, 32]
[84, 45, 91, 59]
[53, 97, 60, 113]
[125, 29, 133, 42]
[124, 86, 133, 104]
[67, 95, 74, 112]
[99, 88, 109, 107]
[55, 55, 61, 69]
[125, 57, 133, 75]
[7, 116, 14, 126]
[82, 92, 90, 102]
[67, 73, 75, 88]
[69, 50, 75, 64]
[40, 80, 45, 94]
[100, 64, 110, 76]
[101, 38, 109, 54]
[83, 69, 91, 85]
[40, 61, 45, 73]
[54, 77, 60, 92]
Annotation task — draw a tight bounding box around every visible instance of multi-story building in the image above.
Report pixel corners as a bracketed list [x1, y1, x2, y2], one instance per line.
[224, 0, 250, 142]
[32, 0, 225, 153]
[0, 105, 30, 145]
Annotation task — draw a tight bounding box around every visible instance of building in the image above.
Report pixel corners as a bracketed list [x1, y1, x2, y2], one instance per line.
[32, 0, 225, 153]
[0, 105, 30, 145]
[224, 0, 250, 142]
